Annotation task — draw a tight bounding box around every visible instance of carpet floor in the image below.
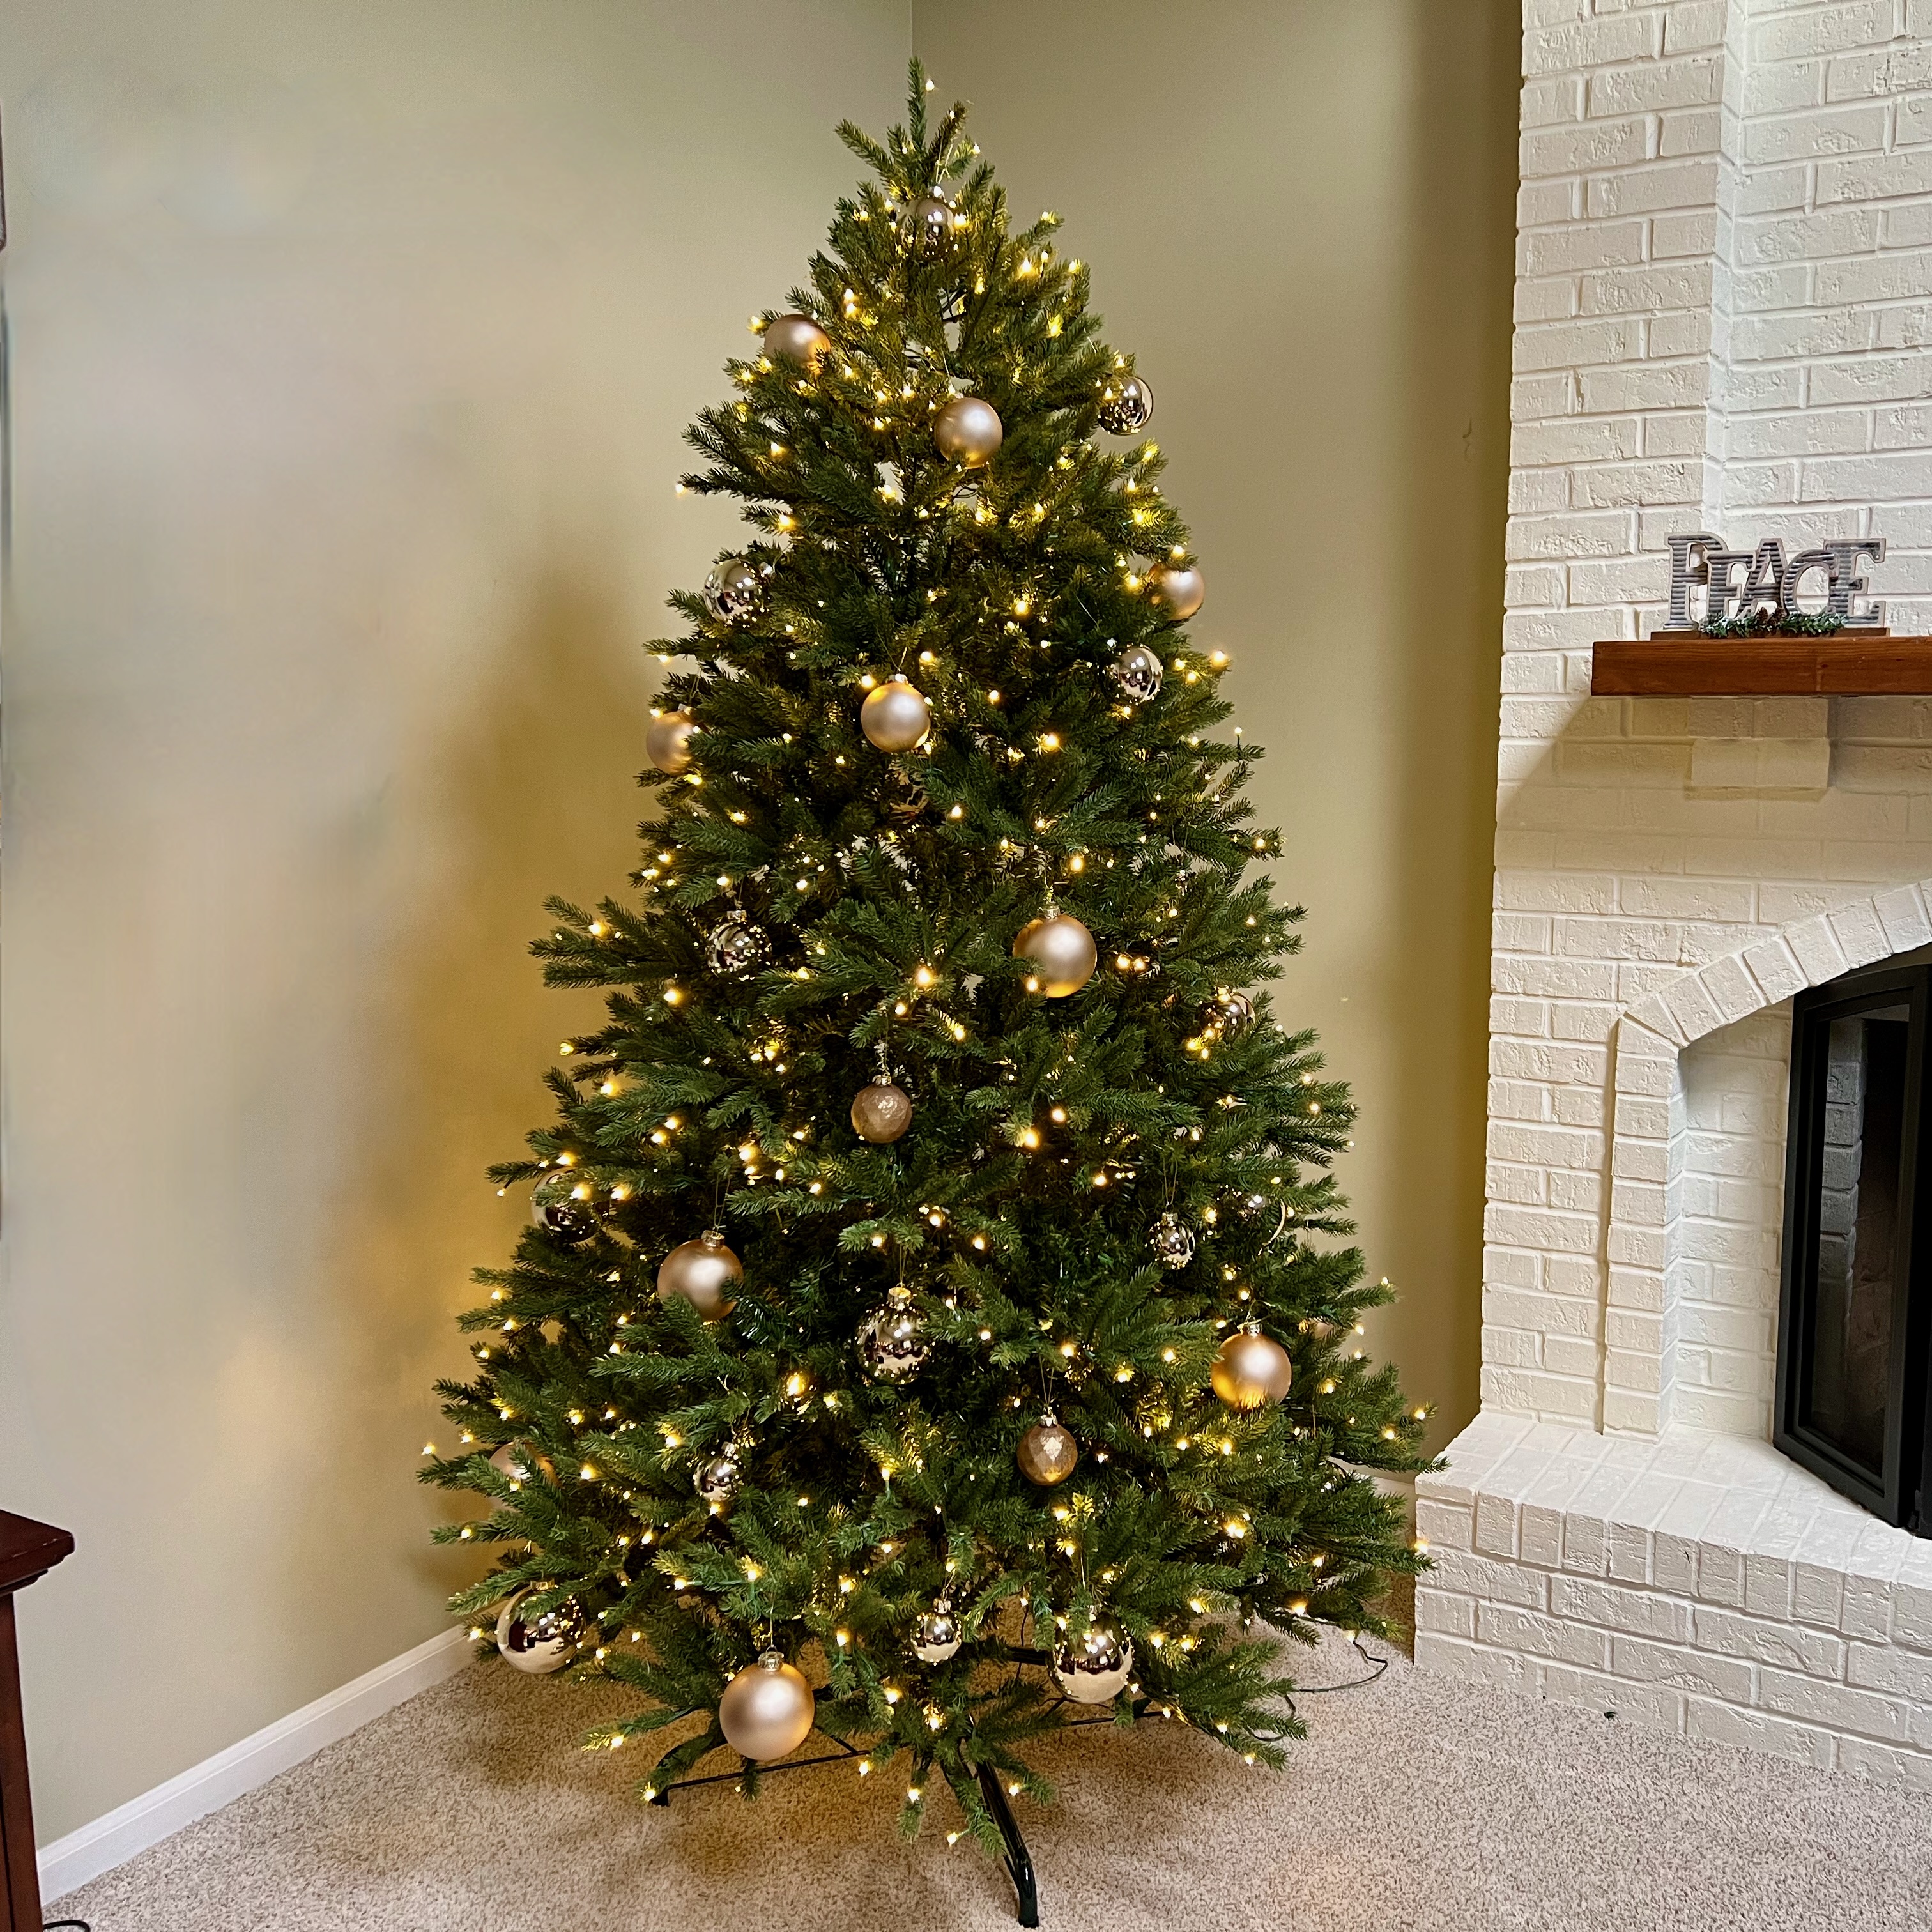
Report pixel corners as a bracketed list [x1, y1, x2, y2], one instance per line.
[54, 1628, 1932, 1931]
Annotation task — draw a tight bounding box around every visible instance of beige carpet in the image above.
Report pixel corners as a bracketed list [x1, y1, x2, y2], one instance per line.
[55, 1629, 1932, 1931]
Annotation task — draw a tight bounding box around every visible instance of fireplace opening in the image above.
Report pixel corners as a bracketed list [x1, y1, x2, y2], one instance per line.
[1776, 957, 1932, 1529]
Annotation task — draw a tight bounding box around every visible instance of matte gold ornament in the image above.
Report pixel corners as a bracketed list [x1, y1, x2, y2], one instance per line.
[1211, 1322, 1294, 1411]
[932, 395, 1003, 467]
[1013, 912, 1097, 998]
[719, 1650, 816, 1761]
[851, 1078, 914, 1144]
[861, 674, 931, 752]
[857, 1285, 929, 1381]
[1016, 1411, 1079, 1486]
[910, 1601, 963, 1664]
[657, 1230, 741, 1321]
[496, 1590, 583, 1675]
[1109, 644, 1164, 704]
[531, 1170, 597, 1245]
[1051, 1620, 1134, 1704]
[646, 710, 695, 776]
[703, 557, 767, 625]
[1097, 374, 1154, 435]
[1147, 562, 1206, 621]
[762, 312, 831, 371]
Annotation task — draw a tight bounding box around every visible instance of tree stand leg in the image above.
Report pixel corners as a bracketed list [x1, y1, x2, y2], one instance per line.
[976, 1765, 1038, 1928]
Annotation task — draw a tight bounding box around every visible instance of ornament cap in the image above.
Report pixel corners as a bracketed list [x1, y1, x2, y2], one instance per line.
[756, 1648, 785, 1674]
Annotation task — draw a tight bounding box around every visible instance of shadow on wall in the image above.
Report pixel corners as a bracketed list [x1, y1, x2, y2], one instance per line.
[299, 565, 652, 1627]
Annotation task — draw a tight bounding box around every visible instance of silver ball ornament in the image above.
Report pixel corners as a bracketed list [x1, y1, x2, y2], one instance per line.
[1151, 1210, 1195, 1271]
[851, 1078, 914, 1144]
[910, 1604, 963, 1666]
[645, 710, 695, 776]
[495, 1590, 583, 1675]
[705, 911, 768, 976]
[933, 395, 1003, 467]
[719, 1650, 816, 1762]
[694, 1449, 744, 1507]
[656, 1230, 741, 1321]
[1013, 912, 1098, 998]
[1210, 988, 1256, 1036]
[860, 675, 931, 753]
[857, 1287, 930, 1381]
[1148, 562, 1206, 622]
[703, 557, 767, 625]
[531, 1170, 597, 1245]
[1109, 644, 1164, 703]
[1052, 1620, 1135, 1704]
[762, 312, 831, 371]
[1212, 1323, 1294, 1411]
[489, 1441, 554, 1487]
[1097, 374, 1154, 434]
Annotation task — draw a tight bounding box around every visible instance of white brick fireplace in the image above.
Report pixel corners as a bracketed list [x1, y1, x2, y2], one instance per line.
[1414, 0, 1932, 1785]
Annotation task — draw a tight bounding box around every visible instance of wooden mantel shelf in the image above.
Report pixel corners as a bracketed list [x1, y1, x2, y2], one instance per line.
[1591, 634, 1932, 696]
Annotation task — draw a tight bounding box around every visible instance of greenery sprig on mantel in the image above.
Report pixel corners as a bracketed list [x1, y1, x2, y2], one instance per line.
[1699, 608, 1845, 638]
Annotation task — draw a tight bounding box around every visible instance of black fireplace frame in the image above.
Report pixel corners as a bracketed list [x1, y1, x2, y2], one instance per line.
[1775, 958, 1932, 1532]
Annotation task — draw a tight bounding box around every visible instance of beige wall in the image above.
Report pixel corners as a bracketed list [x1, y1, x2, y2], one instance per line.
[1, 0, 1515, 1846]
[0, 0, 905, 1842]
[915, 2, 1519, 1445]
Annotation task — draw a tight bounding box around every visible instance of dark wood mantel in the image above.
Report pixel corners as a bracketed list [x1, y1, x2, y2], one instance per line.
[1591, 634, 1932, 696]
[1, 1511, 75, 1932]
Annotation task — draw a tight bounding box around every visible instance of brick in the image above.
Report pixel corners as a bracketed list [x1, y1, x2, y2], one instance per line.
[1828, 43, 1932, 101]
[1522, 117, 1650, 179]
[1523, 219, 1648, 276]
[1521, 72, 1584, 127]
[1746, 56, 1827, 115]
[1413, 1588, 1477, 1637]
[1589, 54, 1723, 117]
[1525, 13, 1660, 78]
[1692, 1606, 1845, 1675]
[1552, 1572, 1694, 1641]
[1812, 353, 1932, 406]
[1480, 1600, 1613, 1667]
[1838, 1736, 1932, 1793]
[1514, 315, 1647, 372]
[1414, 1632, 1533, 1690]
[1819, 149, 1932, 204]
[1685, 1696, 1836, 1768]
[1736, 206, 1881, 264]
[1750, 2, 1897, 65]
[1586, 158, 1721, 220]
[1580, 261, 1713, 314]
[1745, 102, 1887, 165]
[1609, 1631, 1754, 1699]
[1758, 1666, 1910, 1742]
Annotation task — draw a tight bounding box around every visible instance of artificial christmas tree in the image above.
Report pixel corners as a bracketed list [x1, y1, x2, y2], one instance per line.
[426, 65, 1430, 1898]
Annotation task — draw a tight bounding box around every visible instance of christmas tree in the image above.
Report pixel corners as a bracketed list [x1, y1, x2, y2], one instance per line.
[426, 67, 1429, 1853]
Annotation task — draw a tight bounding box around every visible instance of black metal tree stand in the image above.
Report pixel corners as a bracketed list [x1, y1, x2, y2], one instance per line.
[645, 1638, 1386, 1927]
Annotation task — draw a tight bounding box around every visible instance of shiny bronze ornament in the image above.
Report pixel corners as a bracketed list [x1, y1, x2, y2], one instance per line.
[1147, 562, 1206, 621]
[851, 1078, 914, 1144]
[932, 395, 1004, 467]
[1013, 912, 1097, 998]
[694, 1448, 744, 1507]
[762, 312, 831, 371]
[656, 1230, 740, 1321]
[645, 709, 695, 776]
[719, 1650, 816, 1761]
[857, 1285, 929, 1381]
[861, 674, 932, 753]
[1016, 1412, 1079, 1486]
[495, 1590, 583, 1675]
[1097, 373, 1154, 434]
[1051, 1620, 1134, 1703]
[531, 1170, 597, 1245]
[1109, 644, 1163, 704]
[1150, 1209, 1196, 1271]
[1211, 1322, 1294, 1411]
[703, 557, 767, 625]
[905, 194, 956, 250]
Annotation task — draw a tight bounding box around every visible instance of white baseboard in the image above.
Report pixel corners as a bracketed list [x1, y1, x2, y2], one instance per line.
[39, 1623, 474, 1901]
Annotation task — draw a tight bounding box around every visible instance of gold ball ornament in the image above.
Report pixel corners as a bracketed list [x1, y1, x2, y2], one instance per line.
[851, 1078, 914, 1144]
[762, 312, 831, 371]
[645, 710, 695, 776]
[905, 195, 956, 251]
[1016, 1413, 1079, 1486]
[1211, 1322, 1294, 1411]
[932, 395, 1004, 467]
[719, 1650, 816, 1762]
[860, 674, 931, 753]
[495, 1590, 583, 1675]
[656, 1230, 741, 1321]
[1013, 912, 1098, 998]
[1147, 562, 1206, 621]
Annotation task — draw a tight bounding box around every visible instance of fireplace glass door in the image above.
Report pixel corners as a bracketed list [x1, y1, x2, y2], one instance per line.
[1777, 962, 1932, 1529]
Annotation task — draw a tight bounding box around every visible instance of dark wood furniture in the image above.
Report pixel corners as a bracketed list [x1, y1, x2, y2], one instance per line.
[1, 1512, 74, 1932]
[1590, 634, 1932, 695]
